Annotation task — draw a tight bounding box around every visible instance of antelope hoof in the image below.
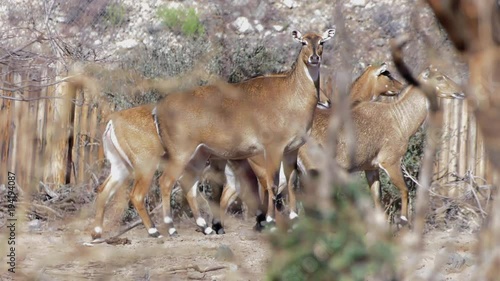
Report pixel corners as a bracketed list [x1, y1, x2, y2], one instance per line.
[397, 215, 409, 227]
[148, 227, 162, 238]
[254, 213, 267, 232]
[91, 226, 103, 240]
[168, 228, 179, 237]
[212, 221, 225, 235]
[203, 226, 215, 235]
[149, 231, 162, 238]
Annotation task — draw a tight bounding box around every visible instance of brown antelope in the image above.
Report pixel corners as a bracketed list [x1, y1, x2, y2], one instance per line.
[215, 63, 405, 223]
[93, 104, 240, 239]
[294, 65, 464, 224]
[89, 30, 335, 239]
[152, 29, 336, 236]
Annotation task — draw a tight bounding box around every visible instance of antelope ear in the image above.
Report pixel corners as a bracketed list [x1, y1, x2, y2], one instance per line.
[292, 30, 303, 43]
[375, 63, 388, 76]
[320, 28, 336, 43]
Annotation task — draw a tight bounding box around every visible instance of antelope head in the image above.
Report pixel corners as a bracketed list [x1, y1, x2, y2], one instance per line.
[370, 63, 404, 99]
[292, 29, 335, 77]
[419, 65, 465, 100]
[292, 28, 336, 104]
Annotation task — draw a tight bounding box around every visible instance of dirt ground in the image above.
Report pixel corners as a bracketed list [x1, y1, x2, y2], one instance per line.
[1, 214, 271, 281]
[1, 211, 479, 281]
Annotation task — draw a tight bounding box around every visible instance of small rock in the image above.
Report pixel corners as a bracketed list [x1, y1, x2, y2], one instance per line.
[255, 24, 264, 32]
[350, 0, 366, 7]
[446, 252, 467, 272]
[94, 39, 102, 46]
[116, 39, 138, 49]
[282, 0, 295, 9]
[273, 25, 284, 32]
[373, 38, 385, 47]
[229, 263, 238, 271]
[140, 2, 150, 11]
[215, 244, 234, 261]
[28, 219, 41, 231]
[232, 0, 249, 6]
[232, 17, 254, 33]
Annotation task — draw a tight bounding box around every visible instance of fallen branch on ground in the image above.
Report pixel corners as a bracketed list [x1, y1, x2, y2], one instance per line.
[166, 264, 227, 274]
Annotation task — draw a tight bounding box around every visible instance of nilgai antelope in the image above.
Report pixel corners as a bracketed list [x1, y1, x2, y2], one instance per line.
[152, 29, 336, 236]
[215, 63, 405, 223]
[92, 104, 233, 239]
[295, 65, 464, 224]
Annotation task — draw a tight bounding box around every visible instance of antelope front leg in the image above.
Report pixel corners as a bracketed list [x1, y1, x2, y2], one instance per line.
[248, 153, 281, 231]
[201, 158, 228, 234]
[178, 151, 214, 235]
[283, 150, 300, 221]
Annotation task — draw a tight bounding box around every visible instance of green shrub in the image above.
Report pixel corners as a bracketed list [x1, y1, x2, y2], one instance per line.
[104, 3, 127, 27]
[268, 182, 398, 280]
[156, 6, 205, 37]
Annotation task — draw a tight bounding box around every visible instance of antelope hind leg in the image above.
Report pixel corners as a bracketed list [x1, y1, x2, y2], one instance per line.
[380, 162, 410, 226]
[129, 169, 160, 238]
[364, 170, 389, 224]
[91, 172, 128, 240]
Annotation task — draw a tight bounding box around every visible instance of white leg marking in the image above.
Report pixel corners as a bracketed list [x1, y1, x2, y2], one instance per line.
[204, 226, 214, 235]
[266, 216, 274, 223]
[297, 157, 308, 175]
[168, 228, 177, 235]
[148, 228, 159, 235]
[191, 181, 198, 197]
[279, 161, 286, 187]
[108, 121, 133, 169]
[94, 226, 102, 234]
[164, 216, 173, 224]
[289, 211, 299, 220]
[196, 217, 207, 227]
[224, 164, 239, 194]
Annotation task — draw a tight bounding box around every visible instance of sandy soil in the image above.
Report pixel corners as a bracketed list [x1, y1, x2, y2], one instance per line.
[1, 215, 270, 281]
[1, 212, 479, 281]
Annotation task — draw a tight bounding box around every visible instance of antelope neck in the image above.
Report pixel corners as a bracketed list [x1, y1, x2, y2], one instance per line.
[389, 85, 429, 139]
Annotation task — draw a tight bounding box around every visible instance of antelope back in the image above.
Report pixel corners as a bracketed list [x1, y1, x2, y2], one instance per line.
[350, 63, 404, 105]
